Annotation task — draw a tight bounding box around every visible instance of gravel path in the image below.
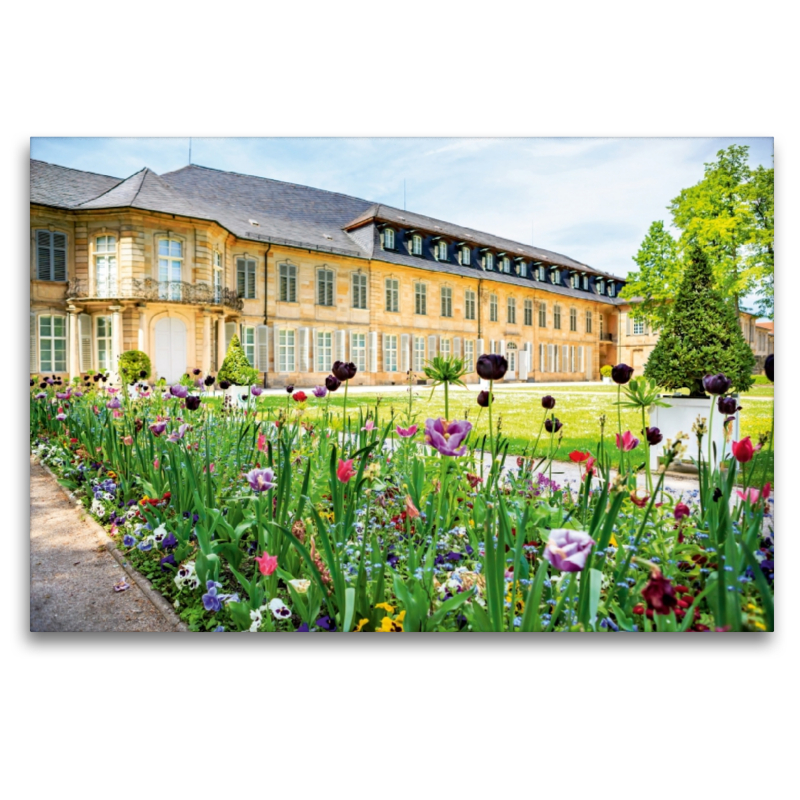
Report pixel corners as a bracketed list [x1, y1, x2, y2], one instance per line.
[30, 457, 181, 632]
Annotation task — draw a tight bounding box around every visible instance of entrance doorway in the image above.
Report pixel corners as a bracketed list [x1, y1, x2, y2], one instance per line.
[154, 317, 187, 383]
[506, 343, 517, 379]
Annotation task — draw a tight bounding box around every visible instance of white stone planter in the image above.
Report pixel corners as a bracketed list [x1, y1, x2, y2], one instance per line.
[602, 377, 613, 385]
[648, 395, 740, 470]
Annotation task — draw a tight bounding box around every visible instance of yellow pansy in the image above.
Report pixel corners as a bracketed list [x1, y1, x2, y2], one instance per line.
[375, 602, 395, 614]
[354, 618, 370, 632]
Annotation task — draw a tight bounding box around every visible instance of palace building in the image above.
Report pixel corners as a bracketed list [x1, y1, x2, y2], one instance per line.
[29, 158, 771, 386]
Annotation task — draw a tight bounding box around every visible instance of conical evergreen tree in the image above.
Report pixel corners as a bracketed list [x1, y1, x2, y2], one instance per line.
[645, 243, 755, 396]
[217, 333, 259, 386]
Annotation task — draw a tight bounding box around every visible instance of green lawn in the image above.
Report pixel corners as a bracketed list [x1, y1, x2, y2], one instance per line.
[241, 382, 774, 486]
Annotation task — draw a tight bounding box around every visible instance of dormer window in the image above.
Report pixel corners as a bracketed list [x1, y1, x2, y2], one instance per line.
[516, 259, 527, 277]
[550, 268, 560, 285]
[537, 264, 546, 281]
[582, 274, 588, 291]
[383, 228, 395, 250]
[500, 256, 511, 273]
[597, 278, 605, 295]
[482, 251, 495, 271]
[608, 282, 615, 297]
[410, 233, 422, 256]
[571, 272, 579, 289]
[459, 245, 471, 266]
[436, 240, 448, 261]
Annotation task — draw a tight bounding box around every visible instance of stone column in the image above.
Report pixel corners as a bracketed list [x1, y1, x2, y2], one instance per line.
[110, 305, 122, 383]
[202, 313, 212, 375]
[137, 305, 148, 354]
[67, 305, 80, 380]
[217, 316, 226, 371]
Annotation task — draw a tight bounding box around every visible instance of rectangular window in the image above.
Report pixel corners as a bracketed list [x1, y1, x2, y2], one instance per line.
[608, 283, 615, 297]
[383, 228, 395, 249]
[538, 301, 547, 328]
[582, 274, 588, 291]
[459, 246, 471, 265]
[483, 252, 494, 271]
[96, 316, 113, 372]
[489, 294, 498, 322]
[501, 257, 511, 273]
[436, 240, 448, 261]
[159, 238, 183, 300]
[518, 261, 527, 277]
[242, 326, 256, 366]
[213, 251, 222, 303]
[385, 278, 399, 312]
[351, 333, 366, 371]
[352, 273, 367, 309]
[384, 334, 398, 372]
[551, 269, 559, 285]
[36, 230, 67, 282]
[39, 315, 67, 372]
[633, 317, 645, 335]
[95, 236, 117, 297]
[317, 269, 334, 306]
[278, 329, 295, 372]
[411, 234, 423, 256]
[413, 337, 426, 371]
[524, 299, 533, 326]
[316, 331, 333, 372]
[237, 258, 257, 300]
[279, 263, 297, 303]
[465, 289, 476, 320]
[570, 308, 577, 332]
[554, 305, 562, 330]
[599, 314, 604, 338]
[507, 297, 516, 324]
[441, 286, 453, 317]
[415, 283, 427, 315]
[464, 340, 474, 372]
[440, 338, 450, 358]
[585, 310, 592, 334]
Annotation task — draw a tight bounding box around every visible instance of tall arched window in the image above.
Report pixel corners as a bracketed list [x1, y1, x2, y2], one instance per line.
[158, 237, 183, 300]
[95, 235, 117, 297]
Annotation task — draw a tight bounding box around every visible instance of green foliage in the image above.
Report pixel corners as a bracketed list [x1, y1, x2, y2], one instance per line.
[118, 350, 151, 384]
[600, 365, 613, 378]
[217, 334, 259, 386]
[644, 244, 756, 396]
[423, 355, 469, 419]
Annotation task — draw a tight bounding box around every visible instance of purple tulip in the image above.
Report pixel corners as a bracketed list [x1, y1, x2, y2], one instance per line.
[702, 373, 732, 396]
[251, 385, 264, 397]
[192, 368, 202, 376]
[312, 385, 327, 398]
[717, 396, 741, 415]
[167, 424, 189, 442]
[185, 395, 201, 411]
[246, 467, 277, 492]
[56, 391, 70, 400]
[424, 418, 473, 457]
[106, 398, 121, 410]
[477, 390, 493, 408]
[544, 417, 563, 433]
[541, 395, 556, 410]
[476, 354, 508, 381]
[332, 361, 357, 382]
[325, 375, 341, 392]
[35, 392, 46, 400]
[544, 529, 595, 572]
[149, 421, 168, 436]
[286, 385, 295, 394]
[204, 375, 216, 387]
[170, 384, 189, 398]
[611, 364, 634, 385]
[765, 354, 773, 383]
[56, 413, 67, 421]
[644, 426, 663, 446]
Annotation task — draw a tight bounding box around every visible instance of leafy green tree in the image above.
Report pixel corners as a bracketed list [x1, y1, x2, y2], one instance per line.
[217, 334, 259, 386]
[668, 145, 767, 313]
[645, 243, 755, 396]
[619, 221, 682, 330]
[744, 163, 774, 318]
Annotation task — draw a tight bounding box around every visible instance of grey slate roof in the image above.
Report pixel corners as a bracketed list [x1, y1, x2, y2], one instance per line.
[30, 160, 121, 208]
[30, 159, 625, 300]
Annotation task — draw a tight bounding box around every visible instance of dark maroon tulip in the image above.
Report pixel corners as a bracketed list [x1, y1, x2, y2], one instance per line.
[204, 375, 215, 386]
[139, 370, 148, 379]
[286, 385, 295, 394]
[192, 368, 201, 376]
[185, 395, 201, 411]
[717, 396, 741, 415]
[541, 395, 556, 410]
[765, 354, 773, 383]
[611, 364, 634, 385]
[476, 354, 508, 381]
[642, 569, 678, 614]
[702, 373, 732, 395]
[544, 417, 563, 433]
[644, 426, 663, 446]
[325, 374, 342, 392]
[332, 361, 357, 381]
[219, 380, 231, 390]
[477, 390, 494, 408]
[30, 378, 34, 387]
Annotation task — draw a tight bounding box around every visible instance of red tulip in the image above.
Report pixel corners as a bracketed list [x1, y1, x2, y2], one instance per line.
[337, 458, 356, 483]
[569, 451, 591, 463]
[731, 437, 755, 463]
[762, 482, 771, 499]
[674, 502, 691, 521]
[629, 491, 649, 508]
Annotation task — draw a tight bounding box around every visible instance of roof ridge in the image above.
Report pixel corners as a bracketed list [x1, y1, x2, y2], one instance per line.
[75, 167, 148, 207]
[30, 158, 122, 182]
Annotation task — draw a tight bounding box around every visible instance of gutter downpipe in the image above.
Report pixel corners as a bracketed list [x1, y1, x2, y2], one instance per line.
[263, 243, 271, 387]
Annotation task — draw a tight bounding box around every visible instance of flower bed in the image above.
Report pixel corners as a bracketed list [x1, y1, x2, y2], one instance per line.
[29, 363, 774, 633]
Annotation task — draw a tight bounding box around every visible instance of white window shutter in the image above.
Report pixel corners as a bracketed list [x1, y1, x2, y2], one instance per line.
[368, 331, 378, 373]
[453, 336, 462, 358]
[428, 334, 437, 360]
[311, 328, 318, 372]
[400, 333, 410, 372]
[256, 325, 269, 371]
[79, 314, 93, 373]
[30, 312, 38, 373]
[335, 330, 346, 363]
[562, 345, 569, 373]
[224, 322, 235, 354]
[298, 327, 309, 372]
[538, 343, 544, 372]
[626, 314, 631, 335]
[477, 338, 485, 357]
[273, 325, 281, 371]
[499, 339, 506, 356]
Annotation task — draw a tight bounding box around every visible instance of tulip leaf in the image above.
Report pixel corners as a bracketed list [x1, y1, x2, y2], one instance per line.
[343, 588, 355, 633]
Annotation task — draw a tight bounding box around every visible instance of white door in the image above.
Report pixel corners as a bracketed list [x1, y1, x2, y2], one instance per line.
[507, 348, 517, 379]
[155, 317, 187, 383]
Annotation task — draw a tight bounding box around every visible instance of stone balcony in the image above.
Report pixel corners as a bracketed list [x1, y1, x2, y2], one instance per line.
[66, 277, 243, 311]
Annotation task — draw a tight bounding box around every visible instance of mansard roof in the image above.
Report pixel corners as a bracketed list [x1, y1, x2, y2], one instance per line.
[30, 160, 122, 208]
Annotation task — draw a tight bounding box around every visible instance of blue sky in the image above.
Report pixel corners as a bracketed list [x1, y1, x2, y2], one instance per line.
[31, 136, 772, 287]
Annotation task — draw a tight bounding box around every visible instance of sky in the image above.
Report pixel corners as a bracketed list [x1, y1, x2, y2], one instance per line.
[30, 135, 772, 290]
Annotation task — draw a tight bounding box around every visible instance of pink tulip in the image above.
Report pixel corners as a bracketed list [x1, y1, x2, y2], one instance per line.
[337, 458, 356, 483]
[615, 431, 640, 452]
[674, 502, 691, 521]
[255, 551, 278, 576]
[122, 435, 133, 446]
[736, 488, 760, 504]
[362, 419, 375, 432]
[762, 483, 771, 499]
[257, 432, 267, 452]
[396, 425, 418, 438]
[153, 458, 160, 470]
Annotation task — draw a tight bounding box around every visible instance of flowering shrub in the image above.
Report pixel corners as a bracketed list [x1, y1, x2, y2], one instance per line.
[30, 368, 774, 633]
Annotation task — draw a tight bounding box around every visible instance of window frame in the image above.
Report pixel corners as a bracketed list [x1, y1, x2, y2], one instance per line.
[524, 298, 533, 326]
[213, 250, 223, 303]
[413, 336, 426, 372]
[507, 296, 516, 324]
[569, 307, 577, 332]
[483, 252, 495, 271]
[414, 282, 427, 316]
[351, 332, 367, 372]
[158, 236, 184, 300]
[633, 317, 645, 336]
[489, 293, 498, 322]
[96, 315, 113, 372]
[383, 227, 395, 250]
[411, 234, 423, 256]
[316, 330, 333, 373]
[385, 277, 399, 313]
[554, 304, 562, 330]
[459, 245, 471, 266]
[38, 314, 67, 373]
[585, 309, 592, 334]
[236, 256, 257, 300]
[94, 235, 118, 298]
[463, 339, 474, 372]
[384, 333, 398, 372]
[242, 325, 256, 366]
[538, 301, 547, 328]
[279, 263, 298, 303]
[278, 329, 296, 372]
[440, 286, 453, 318]
[436, 240, 448, 261]
[317, 268, 335, 307]
[352, 272, 368, 309]
[35, 229, 68, 282]
[465, 289, 476, 320]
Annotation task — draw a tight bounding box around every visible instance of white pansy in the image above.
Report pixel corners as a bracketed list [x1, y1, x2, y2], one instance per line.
[268, 598, 291, 619]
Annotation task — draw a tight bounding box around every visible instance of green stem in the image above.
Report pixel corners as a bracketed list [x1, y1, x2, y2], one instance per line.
[487, 379, 494, 459]
[342, 380, 349, 453]
[444, 381, 450, 421]
[617, 384, 624, 476]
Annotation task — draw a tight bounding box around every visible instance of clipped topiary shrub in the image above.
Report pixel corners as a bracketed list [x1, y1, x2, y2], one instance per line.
[217, 334, 259, 386]
[644, 244, 755, 396]
[118, 350, 152, 385]
[600, 364, 613, 378]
